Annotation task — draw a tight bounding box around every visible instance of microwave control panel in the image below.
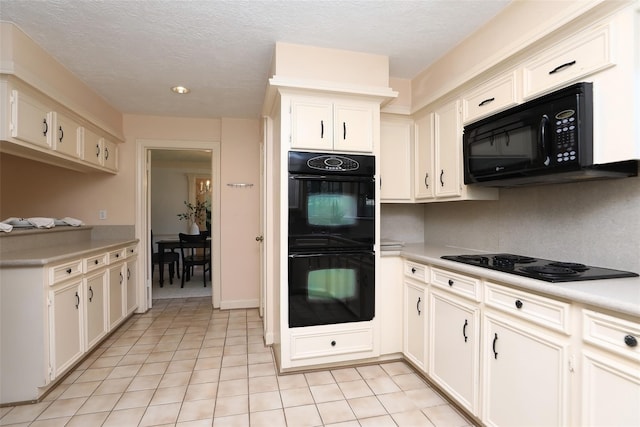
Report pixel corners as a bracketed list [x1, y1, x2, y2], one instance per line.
[553, 109, 577, 164]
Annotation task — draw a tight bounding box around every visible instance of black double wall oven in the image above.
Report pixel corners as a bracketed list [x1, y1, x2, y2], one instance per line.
[288, 151, 376, 328]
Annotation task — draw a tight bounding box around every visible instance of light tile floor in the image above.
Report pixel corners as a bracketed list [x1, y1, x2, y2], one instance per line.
[0, 297, 475, 427]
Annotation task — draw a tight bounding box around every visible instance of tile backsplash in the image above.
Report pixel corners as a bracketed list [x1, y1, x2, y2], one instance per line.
[421, 175, 640, 272]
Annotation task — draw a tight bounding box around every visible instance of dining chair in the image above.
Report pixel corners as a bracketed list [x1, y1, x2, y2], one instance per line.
[151, 230, 180, 286]
[178, 232, 211, 288]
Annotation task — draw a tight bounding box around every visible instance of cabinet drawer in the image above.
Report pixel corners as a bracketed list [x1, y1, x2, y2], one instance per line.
[522, 22, 614, 99]
[431, 267, 481, 302]
[484, 281, 570, 334]
[583, 309, 640, 362]
[125, 245, 138, 258]
[49, 259, 83, 285]
[84, 253, 108, 273]
[404, 261, 428, 282]
[108, 249, 125, 264]
[290, 327, 373, 360]
[462, 70, 519, 124]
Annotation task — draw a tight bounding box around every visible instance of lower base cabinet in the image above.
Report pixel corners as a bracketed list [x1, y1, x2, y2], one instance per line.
[49, 280, 83, 379]
[403, 279, 427, 370]
[482, 313, 569, 427]
[125, 257, 138, 315]
[85, 271, 108, 349]
[428, 289, 480, 414]
[108, 264, 125, 329]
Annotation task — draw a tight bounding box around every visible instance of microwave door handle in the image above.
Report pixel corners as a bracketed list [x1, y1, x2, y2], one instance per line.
[539, 115, 550, 166]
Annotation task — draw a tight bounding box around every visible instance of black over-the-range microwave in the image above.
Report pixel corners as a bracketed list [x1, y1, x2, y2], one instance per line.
[463, 82, 637, 187]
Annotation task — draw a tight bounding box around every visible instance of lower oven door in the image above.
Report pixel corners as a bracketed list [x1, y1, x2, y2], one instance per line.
[288, 251, 375, 328]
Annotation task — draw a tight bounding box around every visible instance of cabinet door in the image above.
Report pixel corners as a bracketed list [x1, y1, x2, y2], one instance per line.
[403, 280, 427, 370]
[429, 290, 480, 414]
[108, 264, 125, 330]
[81, 127, 103, 166]
[483, 314, 569, 427]
[581, 350, 640, 427]
[413, 113, 434, 200]
[125, 258, 137, 315]
[85, 271, 107, 349]
[50, 112, 81, 158]
[333, 102, 374, 153]
[10, 89, 51, 148]
[380, 118, 412, 201]
[433, 100, 461, 198]
[49, 280, 83, 379]
[290, 98, 333, 151]
[103, 138, 118, 172]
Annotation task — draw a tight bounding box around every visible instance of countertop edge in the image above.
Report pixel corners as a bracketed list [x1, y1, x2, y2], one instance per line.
[396, 243, 640, 319]
[0, 238, 139, 267]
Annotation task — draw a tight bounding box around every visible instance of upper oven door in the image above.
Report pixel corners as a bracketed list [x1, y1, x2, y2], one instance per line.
[288, 174, 375, 251]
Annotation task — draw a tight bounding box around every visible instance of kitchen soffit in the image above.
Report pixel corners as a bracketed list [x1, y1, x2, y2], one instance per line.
[0, 0, 511, 119]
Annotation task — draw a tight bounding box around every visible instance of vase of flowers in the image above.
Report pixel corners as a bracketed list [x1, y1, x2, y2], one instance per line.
[177, 200, 209, 234]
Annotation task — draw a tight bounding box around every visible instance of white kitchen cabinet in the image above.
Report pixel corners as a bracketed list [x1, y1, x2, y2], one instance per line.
[49, 280, 83, 380]
[84, 270, 107, 349]
[428, 288, 480, 414]
[580, 309, 640, 426]
[103, 137, 118, 172]
[1, 76, 122, 173]
[290, 96, 375, 153]
[108, 262, 125, 330]
[125, 252, 138, 315]
[81, 127, 103, 167]
[49, 111, 81, 158]
[413, 100, 497, 202]
[380, 116, 413, 202]
[8, 88, 51, 148]
[413, 112, 435, 200]
[379, 256, 403, 355]
[462, 70, 519, 124]
[522, 20, 614, 100]
[289, 325, 375, 361]
[482, 312, 570, 427]
[403, 263, 428, 370]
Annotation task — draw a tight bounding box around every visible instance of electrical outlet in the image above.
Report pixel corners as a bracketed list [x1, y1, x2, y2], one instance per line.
[99, 210, 107, 220]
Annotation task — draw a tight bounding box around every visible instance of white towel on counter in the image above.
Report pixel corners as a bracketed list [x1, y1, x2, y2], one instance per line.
[26, 217, 55, 228]
[0, 222, 13, 232]
[59, 217, 84, 227]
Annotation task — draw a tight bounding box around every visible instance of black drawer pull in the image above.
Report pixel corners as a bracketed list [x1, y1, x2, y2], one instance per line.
[96, 144, 101, 157]
[89, 286, 94, 302]
[492, 333, 499, 359]
[424, 172, 429, 189]
[42, 118, 48, 136]
[75, 291, 80, 309]
[343, 122, 346, 140]
[478, 97, 495, 107]
[448, 279, 454, 287]
[440, 169, 444, 187]
[515, 299, 523, 309]
[411, 267, 416, 274]
[94, 259, 99, 265]
[624, 335, 638, 347]
[549, 60, 576, 75]
[119, 272, 124, 284]
[58, 126, 64, 142]
[66, 268, 72, 274]
[320, 120, 324, 139]
[463, 319, 468, 343]
[416, 297, 421, 315]
[331, 340, 336, 347]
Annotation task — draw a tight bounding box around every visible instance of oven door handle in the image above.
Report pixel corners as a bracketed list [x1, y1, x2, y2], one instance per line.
[290, 174, 375, 183]
[289, 251, 375, 258]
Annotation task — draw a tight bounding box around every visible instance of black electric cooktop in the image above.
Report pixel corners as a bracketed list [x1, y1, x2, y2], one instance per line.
[441, 253, 639, 283]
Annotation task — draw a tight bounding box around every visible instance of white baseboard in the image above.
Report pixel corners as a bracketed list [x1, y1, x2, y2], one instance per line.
[220, 299, 259, 310]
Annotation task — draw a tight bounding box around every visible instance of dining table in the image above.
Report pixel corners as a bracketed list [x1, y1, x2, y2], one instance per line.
[156, 236, 211, 286]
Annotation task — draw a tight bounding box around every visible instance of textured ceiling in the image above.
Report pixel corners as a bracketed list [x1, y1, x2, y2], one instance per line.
[0, 0, 511, 119]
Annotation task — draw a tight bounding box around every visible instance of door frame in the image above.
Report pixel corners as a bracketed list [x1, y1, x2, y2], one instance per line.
[135, 138, 221, 312]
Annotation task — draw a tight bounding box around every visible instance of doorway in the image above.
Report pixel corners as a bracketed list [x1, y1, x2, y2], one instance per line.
[136, 139, 221, 312]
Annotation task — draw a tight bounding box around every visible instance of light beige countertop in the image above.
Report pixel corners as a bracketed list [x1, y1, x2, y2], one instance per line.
[0, 238, 138, 267]
[387, 242, 640, 318]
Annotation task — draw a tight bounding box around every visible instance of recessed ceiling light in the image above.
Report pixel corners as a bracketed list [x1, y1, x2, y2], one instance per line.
[171, 86, 190, 94]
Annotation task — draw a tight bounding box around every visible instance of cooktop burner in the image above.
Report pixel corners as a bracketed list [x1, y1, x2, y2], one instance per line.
[441, 253, 638, 282]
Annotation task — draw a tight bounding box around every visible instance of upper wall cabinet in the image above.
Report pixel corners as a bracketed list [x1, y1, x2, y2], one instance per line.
[522, 21, 614, 100]
[290, 95, 375, 153]
[462, 70, 519, 125]
[0, 77, 121, 173]
[380, 115, 413, 202]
